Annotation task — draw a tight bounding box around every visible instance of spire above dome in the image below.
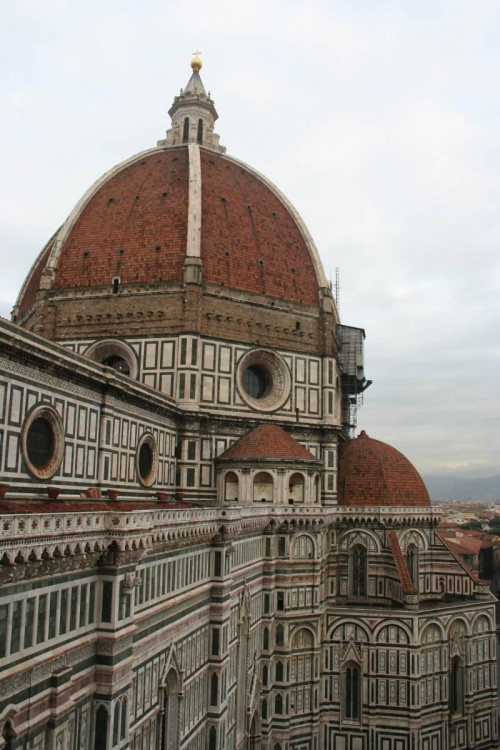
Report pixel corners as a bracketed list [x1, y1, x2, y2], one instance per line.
[158, 54, 226, 153]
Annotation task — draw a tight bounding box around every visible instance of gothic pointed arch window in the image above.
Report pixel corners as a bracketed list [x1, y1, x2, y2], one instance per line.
[276, 660, 284, 682]
[406, 543, 419, 587]
[183, 117, 190, 143]
[261, 697, 268, 720]
[1, 721, 15, 750]
[197, 119, 203, 144]
[350, 545, 367, 598]
[120, 696, 127, 740]
[450, 656, 464, 714]
[263, 626, 269, 651]
[210, 672, 219, 706]
[262, 664, 269, 686]
[276, 624, 284, 647]
[274, 693, 283, 715]
[344, 662, 361, 720]
[94, 705, 109, 750]
[112, 702, 120, 746]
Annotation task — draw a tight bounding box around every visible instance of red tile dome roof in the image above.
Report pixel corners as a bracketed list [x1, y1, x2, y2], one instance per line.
[338, 430, 431, 507]
[16, 145, 324, 318]
[218, 424, 319, 463]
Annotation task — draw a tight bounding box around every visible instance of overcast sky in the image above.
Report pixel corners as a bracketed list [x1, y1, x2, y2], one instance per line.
[1, 0, 499, 478]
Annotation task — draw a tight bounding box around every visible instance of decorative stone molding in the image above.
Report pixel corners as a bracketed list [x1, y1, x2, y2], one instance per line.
[85, 338, 139, 379]
[236, 348, 291, 412]
[21, 404, 65, 480]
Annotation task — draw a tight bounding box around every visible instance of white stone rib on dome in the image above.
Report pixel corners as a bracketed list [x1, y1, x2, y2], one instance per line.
[16, 143, 329, 305]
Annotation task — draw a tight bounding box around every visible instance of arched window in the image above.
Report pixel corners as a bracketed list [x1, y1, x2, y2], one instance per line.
[276, 660, 284, 682]
[224, 472, 238, 502]
[350, 545, 367, 598]
[2, 722, 15, 750]
[450, 656, 463, 714]
[344, 664, 361, 720]
[275, 693, 283, 715]
[197, 118, 203, 144]
[183, 117, 190, 143]
[210, 672, 219, 706]
[276, 624, 284, 647]
[253, 472, 274, 503]
[209, 726, 217, 750]
[112, 701, 120, 746]
[263, 626, 269, 650]
[94, 705, 108, 750]
[262, 664, 268, 686]
[292, 535, 314, 559]
[261, 697, 268, 720]
[120, 696, 127, 740]
[406, 544, 419, 587]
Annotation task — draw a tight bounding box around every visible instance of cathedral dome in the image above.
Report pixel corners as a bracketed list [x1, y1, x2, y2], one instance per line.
[14, 62, 328, 325]
[338, 430, 431, 507]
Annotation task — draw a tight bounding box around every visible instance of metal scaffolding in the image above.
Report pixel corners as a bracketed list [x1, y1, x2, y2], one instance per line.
[337, 324, 372, 437]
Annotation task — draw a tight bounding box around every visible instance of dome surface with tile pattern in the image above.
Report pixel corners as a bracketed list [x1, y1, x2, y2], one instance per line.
[15, 63, 328, 323]
[338, 430, 431, 507]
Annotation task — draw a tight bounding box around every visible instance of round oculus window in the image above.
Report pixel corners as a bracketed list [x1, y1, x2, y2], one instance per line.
[135, 434, 158, 487]
[22, 405, 64, 480]
[242, 365, 271, 400]
[237, 349, 291, 412]
[27, 417, 54, 468]
[101, 354, 130, 375]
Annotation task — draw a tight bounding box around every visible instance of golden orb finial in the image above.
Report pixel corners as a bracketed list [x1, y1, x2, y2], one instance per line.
[191, 50, 202, 72]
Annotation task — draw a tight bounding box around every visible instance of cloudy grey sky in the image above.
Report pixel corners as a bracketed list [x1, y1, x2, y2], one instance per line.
[1, 0, 499, 478]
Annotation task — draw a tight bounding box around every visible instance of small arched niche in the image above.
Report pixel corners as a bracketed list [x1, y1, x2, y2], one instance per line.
[224, 471, 238, 502]
[288, 472, 304, 504]
[253, 472, 274, 503]
[314, 473, 321, 504]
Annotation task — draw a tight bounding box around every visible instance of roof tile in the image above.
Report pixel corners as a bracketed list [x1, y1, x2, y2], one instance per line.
[218, 423, 318, 462]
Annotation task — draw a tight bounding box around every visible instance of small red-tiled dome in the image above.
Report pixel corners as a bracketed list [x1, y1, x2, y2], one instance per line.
[16, 145, 322, 319]
[218, 424, 319, 463]
[338, 430, 430, 507]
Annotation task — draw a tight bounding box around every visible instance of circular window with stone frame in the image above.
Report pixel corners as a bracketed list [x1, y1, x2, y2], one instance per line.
[21, 404, 65, 480]
[85, 339, 138, 379]
[135, 433, 158, 488]
[236, 349, 291, 412]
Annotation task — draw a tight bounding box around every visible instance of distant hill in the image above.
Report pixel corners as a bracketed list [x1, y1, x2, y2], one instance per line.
[422, 475, 500, 502]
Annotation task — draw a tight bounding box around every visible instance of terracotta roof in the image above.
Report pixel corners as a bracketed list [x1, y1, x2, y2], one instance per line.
[55, 149, 190, 289]
[17, 146, 320, 310]
[437, 532, 488, 585]
[387, 531, 418, 595]
[338, 430, 431, 508]
[218, 423, 319, 462]
[199, 149, 318, 304]
[443, 537, 482, 556]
